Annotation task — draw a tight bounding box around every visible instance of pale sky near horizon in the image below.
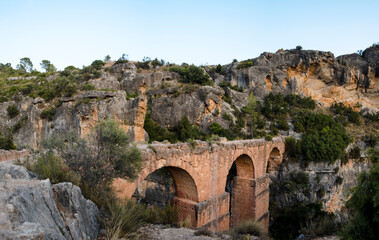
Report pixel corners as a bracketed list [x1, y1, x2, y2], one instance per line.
[0, 0, 378, 71]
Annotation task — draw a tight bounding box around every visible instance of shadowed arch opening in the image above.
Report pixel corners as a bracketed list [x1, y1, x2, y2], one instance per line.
[267, 147, 281, 172]
[225, 154, 255, 228]
[133, 166, 199, 204]
[132, 166, 199, 227]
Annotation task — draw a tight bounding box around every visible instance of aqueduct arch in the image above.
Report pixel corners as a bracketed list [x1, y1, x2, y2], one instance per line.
[113, 138, 285, 231]
[226, 154, 256, 228]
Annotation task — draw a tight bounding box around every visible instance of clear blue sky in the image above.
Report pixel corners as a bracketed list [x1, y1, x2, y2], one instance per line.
[0, 0, 378, 70]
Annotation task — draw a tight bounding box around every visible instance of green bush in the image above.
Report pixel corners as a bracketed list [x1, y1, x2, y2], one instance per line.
[236, 59, 255, 69]
[105, 199, 150, 239]
[276, 119, 290, 131]
[293, 112, 350, 163]
[285, 137, 301, 161]
[173, 116, 204, 142]
[331, 102, 361, 125]
[366, 134, 377, 148]
[0, 132, 16, 150]
[265, 134, 273, 141]
[349, 146, 361, 159]
[82, 83, 95, 91]
[367, 147, 379, 163]
[169, 64, 212, 85]
[12, 115, 28, 132]
[7, 104, 19, 118]
[91, 60, 105, 70]
[215, 64, 223, 74]
[209, 122, 223, 135]
[126, 91, 138, 100]
[29, 152, 80, 185]
[40, 107, 56, 121]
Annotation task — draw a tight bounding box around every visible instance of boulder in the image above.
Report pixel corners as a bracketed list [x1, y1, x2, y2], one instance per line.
[0, 162, 100, 240]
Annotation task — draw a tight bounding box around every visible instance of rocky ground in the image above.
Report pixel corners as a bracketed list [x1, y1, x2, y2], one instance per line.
[138, 224, 232, 240]
[137, 224, 337, 240]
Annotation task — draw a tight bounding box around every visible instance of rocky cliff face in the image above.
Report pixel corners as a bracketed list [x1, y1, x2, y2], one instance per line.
[269, 157, 370, 222]
[1, 47, 378, 150]
[220, 47, 379, 113]
[0, 162, 100, 240]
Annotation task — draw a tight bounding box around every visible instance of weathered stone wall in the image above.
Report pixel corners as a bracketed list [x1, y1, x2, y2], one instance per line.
[113, 138, 285, 231]
[0, 150, 29, 162]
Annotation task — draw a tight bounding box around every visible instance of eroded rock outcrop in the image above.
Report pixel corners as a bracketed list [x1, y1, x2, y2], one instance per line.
[223, 47, 379, 112]
[269, 158, 370, 221]
[0, 162, 100, 240]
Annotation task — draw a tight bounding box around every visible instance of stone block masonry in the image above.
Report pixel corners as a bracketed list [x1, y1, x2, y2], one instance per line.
[113, 137, 285, 231]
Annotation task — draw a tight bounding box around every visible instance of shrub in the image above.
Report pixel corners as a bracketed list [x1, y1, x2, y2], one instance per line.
[7, 104, 19, 118]
[91, 60, 105, 70]
[366, 134, 377, 148]
[331, 102, 361, 125]
[173, 116, 204, 142]
[82, 83, 95, 91]
[105, 199, 149, 239]
[367, 147, 379, 163]
[233, 219, 267, 237]
[158, 203, 178, 225]
[0, 132, 16, 150]
[209, 122, 223, 135]
[265, 134, 273, 141]
[29, 152, 80, 185]
[276, 119, 290, 131]
[169, 64, 212, 85]
[12, 115, 28, 132]
[296, 45, 303, 50]
[40, 107, 56, 121]
[285, 137, 301, 161]
[126, 91, 138, 100]
[236, 59, 254, 69]
[215, 64, 223, 74]
[295, 112, 350, 163]
[349, 146, 361, 160]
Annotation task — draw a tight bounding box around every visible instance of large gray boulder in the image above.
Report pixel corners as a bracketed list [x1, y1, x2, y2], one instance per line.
[0, 162, 100, 240]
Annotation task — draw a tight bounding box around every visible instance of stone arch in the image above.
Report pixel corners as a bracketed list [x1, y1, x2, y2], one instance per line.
[267, 147, 282, 172]
[226, 154, 255, 228]
[234, 154, 255, 178]
[113, 160, 201, 201]
[165, 166, 199, 202]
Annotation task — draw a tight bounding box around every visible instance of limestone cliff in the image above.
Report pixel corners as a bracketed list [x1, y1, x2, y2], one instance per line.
[220, 46, 379, 113]
[269, 155, 370, 222]
[1, 46, 378, 150]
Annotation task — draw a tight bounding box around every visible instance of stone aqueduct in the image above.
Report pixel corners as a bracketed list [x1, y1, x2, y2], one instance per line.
[114, 138, 285, 231]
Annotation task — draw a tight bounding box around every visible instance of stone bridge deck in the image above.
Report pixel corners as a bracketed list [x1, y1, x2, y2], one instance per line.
[114, 137, 285, 231]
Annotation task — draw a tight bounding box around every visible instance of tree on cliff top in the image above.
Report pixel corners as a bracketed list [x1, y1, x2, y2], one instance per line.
[40, 60, 57, 73]
[16, 57, 33, 73]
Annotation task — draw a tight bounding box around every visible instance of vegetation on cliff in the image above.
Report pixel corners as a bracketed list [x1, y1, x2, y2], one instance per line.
[340, 162, 379, 240]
